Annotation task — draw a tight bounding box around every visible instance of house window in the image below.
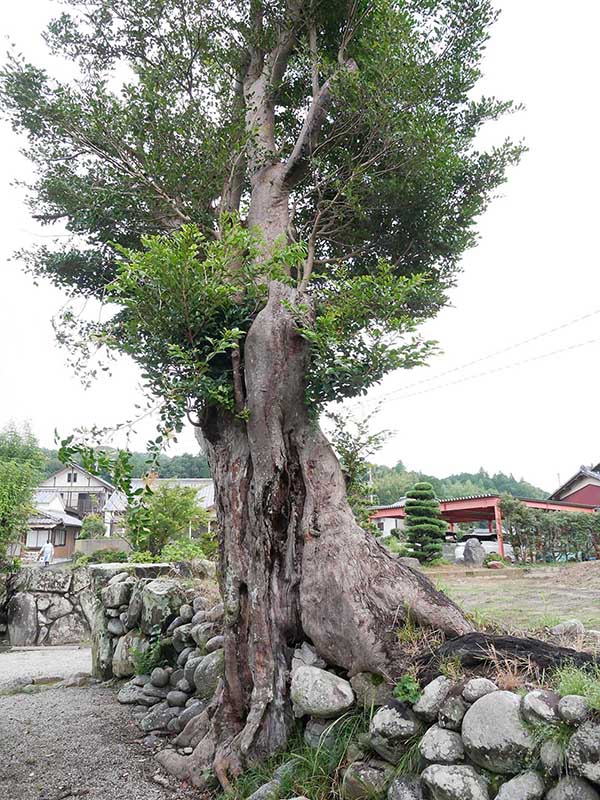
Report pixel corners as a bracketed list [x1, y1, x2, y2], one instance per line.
[26, 530, 51, 548]
[67, 472, 78, 483]
[52, 529, 67, 546]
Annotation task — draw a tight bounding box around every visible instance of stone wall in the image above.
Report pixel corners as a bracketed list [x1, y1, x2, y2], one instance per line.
[4, 567, 94, 646]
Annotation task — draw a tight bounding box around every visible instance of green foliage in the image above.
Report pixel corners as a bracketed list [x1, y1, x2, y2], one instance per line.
[326, 408, 387, 533]
[551, 664, 600, 711]
[226, 713, 371, 800]
[404, 482, 447, 563]
[126, 483, 209, 556]
[484, 553, 511, 566]
[128, 550, 155, 563]
[132, 638, 169, 676]
[72, 552, 90, 567]
[500, 495, 600, 563]
[0, 0, 522, 430]
[372, 462, 546, 506]
[88, 548, 128, 563]
[161, 539, 206, 563]
[392, 674, 422, 704]
[438, 656, 464, 682]
[79, 513, 105, 539]
[0, 423, 43, 571]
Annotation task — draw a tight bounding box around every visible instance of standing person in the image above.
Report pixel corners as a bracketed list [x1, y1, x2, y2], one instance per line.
[38, 538, 54, 567]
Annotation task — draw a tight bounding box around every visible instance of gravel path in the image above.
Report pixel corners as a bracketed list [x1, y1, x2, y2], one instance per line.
[0, 683, 196, 800]
[0, 646, 92, 686]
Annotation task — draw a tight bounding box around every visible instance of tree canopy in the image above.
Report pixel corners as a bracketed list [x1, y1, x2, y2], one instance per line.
[0, 423, 42, 570]
[1, 0, 522, 430]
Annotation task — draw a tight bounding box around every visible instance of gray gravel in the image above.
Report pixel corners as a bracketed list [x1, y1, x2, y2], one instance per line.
[0, 646, 92, 686]
[0, 683, 195, 800]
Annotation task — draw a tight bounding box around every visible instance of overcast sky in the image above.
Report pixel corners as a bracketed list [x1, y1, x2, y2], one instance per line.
[1, 1, 599, 493]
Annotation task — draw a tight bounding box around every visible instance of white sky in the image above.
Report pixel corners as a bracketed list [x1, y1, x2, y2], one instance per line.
[1, 0, 599, 493]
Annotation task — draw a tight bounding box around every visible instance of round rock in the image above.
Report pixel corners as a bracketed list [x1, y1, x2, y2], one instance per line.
[546, 777, 600, 800]
[290, 665, 354, 719]
[387, 776, 424, 800]
[558, 695, 590, 725]
[567, 720, 600, 783]
[521, 690, 560, 723]
[167, 690, 188, 707]
[421, 764, 488, 800]
[462, 678, 498, 704]
[413, 676, 452, 722]
[461, 690, 535, 774]
[419, 725, 464, 764]
[495, 771, 545, 800]
[150, 667, 170, 688]
[369, 703, 423, 764]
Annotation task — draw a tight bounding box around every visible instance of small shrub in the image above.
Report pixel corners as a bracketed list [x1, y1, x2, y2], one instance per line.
[552, 664, 600, 711]
[161, 539, 206, 563]
[0, 556, 22, 574]
[129, 550, 155, 563]
[132, 638, 168, 675]
[439, 655, 464, 682]
[484, 553, 511, 567]
[393, 674, 422, 704]
[72, 553, 90, 567]
[88, 548, 128, 563]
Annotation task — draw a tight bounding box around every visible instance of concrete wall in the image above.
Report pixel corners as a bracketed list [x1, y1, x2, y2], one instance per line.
[74, 537, 132, 555]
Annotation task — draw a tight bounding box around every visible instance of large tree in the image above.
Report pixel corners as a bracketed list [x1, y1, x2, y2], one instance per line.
[2, 0, 523, 784]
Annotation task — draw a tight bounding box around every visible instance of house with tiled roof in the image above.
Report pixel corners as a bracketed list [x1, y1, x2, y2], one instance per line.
[549, 464, 600, 505]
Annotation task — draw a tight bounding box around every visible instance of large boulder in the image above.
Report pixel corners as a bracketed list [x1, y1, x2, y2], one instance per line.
[495, 772, 545, 800]
[140, 579, 185, 635]
[78, 588, 97, 628]
[567, 720, 600, 783]
[71, 566, 91, 594]
[15, 567, 72, 594]
[47, 612, 87, 645]
[291, 666, 355, 719]
[193, 648, 224, 700]
[421, 765, 489, 800]
[463, 538, 486, 567]
[112, 629, 149, 678]
[7, 592, 37, 646]
[461, 691, 535, 774]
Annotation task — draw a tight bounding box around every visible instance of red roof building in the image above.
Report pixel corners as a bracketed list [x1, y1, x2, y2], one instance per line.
[549, 463, 600, 505]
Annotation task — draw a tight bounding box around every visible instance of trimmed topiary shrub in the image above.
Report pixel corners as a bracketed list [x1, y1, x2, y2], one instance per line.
[88, 548, 128, 563]
[404, 482, 447, 563]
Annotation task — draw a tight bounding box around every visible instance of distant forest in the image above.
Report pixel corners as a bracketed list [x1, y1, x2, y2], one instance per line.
[40, 449, 210, 480]
[41, 448, 546, 503]
[371, 462, 547, 505]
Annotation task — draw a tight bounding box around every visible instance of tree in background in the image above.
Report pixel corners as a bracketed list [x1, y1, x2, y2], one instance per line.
[0, 423, 42, 571]
[372, 462, 546, 506]
[326, 409, 387, 534]
[126, 484, 208, 557]
[404, 482, 447, 563]
[1, 0, 521, 778]
[79, 513, 106, 540]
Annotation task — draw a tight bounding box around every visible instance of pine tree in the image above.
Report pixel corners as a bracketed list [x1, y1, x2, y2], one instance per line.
[404, 482, 447, 563]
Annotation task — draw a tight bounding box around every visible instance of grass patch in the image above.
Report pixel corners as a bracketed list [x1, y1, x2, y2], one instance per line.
[224, 712, 372, 800]
[438, 655, 464, 682]
[551, 664, 600, 710]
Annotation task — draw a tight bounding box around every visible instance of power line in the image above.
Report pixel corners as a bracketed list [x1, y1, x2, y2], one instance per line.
[378, 336, 600, 405]
[381, 307, 600, 401]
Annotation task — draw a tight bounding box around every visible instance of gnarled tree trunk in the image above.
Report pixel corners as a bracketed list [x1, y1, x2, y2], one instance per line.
[157, 167, 473, 787]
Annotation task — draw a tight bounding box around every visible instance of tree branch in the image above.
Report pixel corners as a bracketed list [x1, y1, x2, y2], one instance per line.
[282, 58, 358, 188]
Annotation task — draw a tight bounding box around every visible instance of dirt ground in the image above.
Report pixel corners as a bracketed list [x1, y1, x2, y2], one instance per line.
[439, 562, 600, 630]
[0, 683, 194, 800]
